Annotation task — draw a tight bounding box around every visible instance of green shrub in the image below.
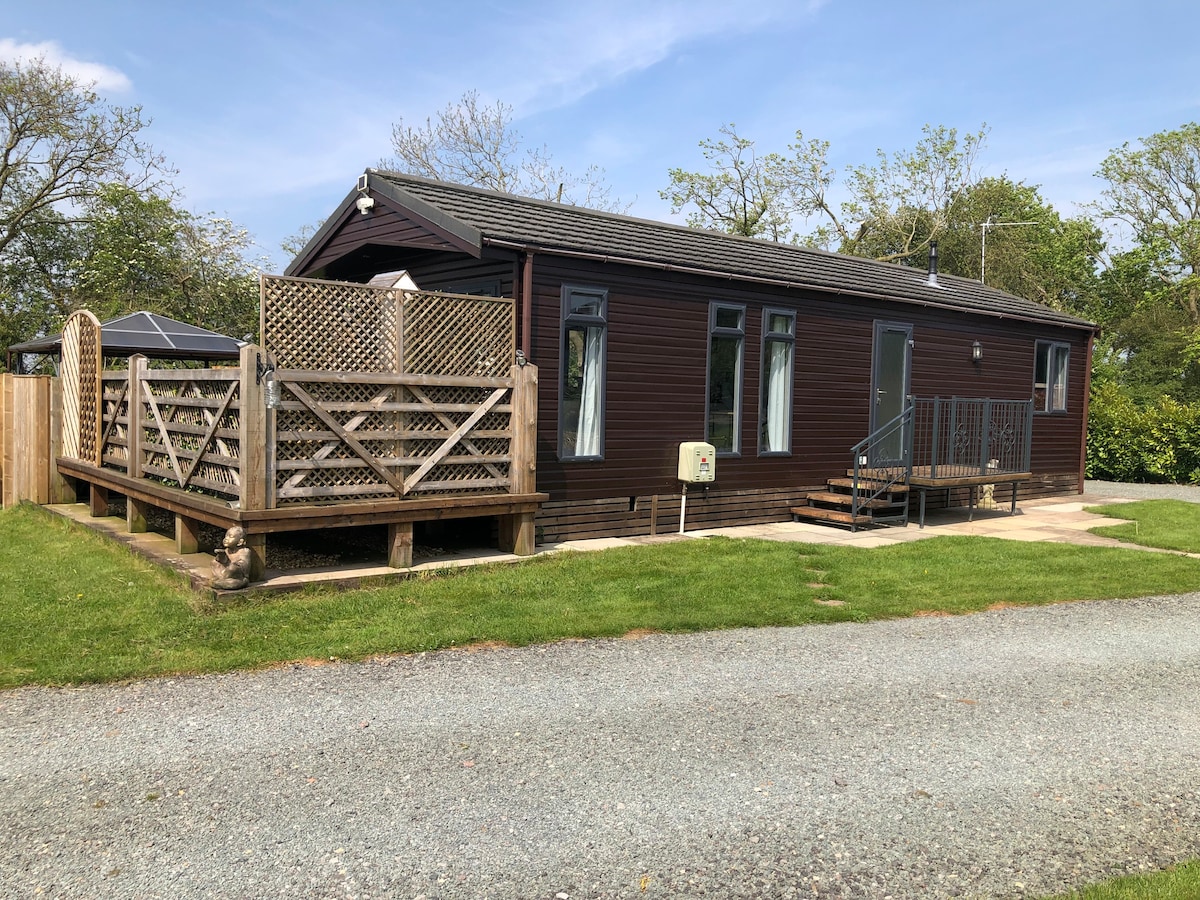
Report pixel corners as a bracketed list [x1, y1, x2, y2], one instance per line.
[1086, 382, 1200, 483]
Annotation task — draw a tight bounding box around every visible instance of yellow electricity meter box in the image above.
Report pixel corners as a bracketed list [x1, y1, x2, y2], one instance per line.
[677, 441, 716, 483]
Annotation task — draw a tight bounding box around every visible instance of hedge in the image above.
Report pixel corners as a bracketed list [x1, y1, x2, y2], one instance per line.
[1086, 382, 1200, 484]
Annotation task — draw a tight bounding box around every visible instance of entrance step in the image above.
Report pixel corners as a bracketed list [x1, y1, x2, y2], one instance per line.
[791, 473, 911, 531]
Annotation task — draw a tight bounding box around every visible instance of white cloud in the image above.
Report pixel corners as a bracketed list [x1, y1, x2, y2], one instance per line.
[0, 39, 132, 92]
[478, 0, 816, 117]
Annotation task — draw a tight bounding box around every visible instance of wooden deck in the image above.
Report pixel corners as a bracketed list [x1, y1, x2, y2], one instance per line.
[794, 466, 1034, 531]
[57, 456, 547, 577]
[903, 466, 1031, 527]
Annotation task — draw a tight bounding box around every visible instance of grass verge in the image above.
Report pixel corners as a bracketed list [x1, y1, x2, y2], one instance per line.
[1086, 500, 1200, 554]
[4, 502, 1200, 687]
[1043, 860, 1200, 899]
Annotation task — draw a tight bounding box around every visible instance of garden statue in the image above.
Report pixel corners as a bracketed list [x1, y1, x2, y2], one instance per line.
[211, 526, 252, 590]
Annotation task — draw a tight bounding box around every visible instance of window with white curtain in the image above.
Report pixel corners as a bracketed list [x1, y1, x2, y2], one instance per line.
[759, 309, 794, 455]
[1034, 340, 1069, 413]
[560, 286, 607, 459]
[707, 303, 745, 455]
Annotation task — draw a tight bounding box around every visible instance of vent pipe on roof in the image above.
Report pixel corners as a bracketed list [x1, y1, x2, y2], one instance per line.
[927, 241, 939, 287]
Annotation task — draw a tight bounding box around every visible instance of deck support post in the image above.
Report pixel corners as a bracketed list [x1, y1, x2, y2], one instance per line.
[88, 483, 109, 517]
[127, 497, 150, 533]
[239, 346, 268, 514]
[504, 361, 538, 556]
[246, 532, 266, 582]
[388, 521, 414, 568]
[128, 355, 147, 479]
[239, 346, 269, 581]
[499, 512, 535, 556]
[176, 515, 201, 554]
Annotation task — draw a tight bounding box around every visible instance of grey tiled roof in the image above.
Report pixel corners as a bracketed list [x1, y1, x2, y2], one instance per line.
[372, 171, 1094, 330]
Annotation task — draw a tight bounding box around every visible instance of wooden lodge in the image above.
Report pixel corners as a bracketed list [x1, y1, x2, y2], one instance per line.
[283, 170, 1096, 540]
[4, 170, 1097, 585]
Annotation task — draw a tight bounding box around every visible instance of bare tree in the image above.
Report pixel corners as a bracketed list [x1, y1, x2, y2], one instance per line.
[383, 90, 626, 212]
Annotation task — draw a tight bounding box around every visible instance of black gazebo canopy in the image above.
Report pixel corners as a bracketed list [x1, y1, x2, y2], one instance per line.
[7, 311, 245, 372]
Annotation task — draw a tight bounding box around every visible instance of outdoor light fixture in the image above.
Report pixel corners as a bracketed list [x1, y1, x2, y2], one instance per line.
[972, 340, 983, 363]
[256, 353, 282, 409]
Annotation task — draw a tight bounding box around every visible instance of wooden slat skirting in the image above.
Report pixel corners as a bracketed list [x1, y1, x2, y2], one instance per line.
[536, 476, 1083, 542]
[55, 457, 547, 534]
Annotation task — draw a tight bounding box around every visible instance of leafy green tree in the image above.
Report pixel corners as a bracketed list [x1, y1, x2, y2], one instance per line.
[1096, 123, 1200, 327]
[662, 123, 988, 266]
[0, 57, 164, 258]
[69, 184, 262, 340]
[0, 56, 166, 364]
[899, 176, 1103, 315]
[836, 124, 989, 263]
[661, 124, 820, 241]
[1093, 124, 1200, 403]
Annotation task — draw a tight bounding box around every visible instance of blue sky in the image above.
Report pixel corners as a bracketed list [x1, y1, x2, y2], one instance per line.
[5, 1, 1199, 269]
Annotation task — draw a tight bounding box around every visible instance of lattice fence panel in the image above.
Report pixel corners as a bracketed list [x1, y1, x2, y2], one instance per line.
[138, 374, 242, 499]
[262, 274, 400, 372]
[403, 293, 514, 377]
[262, 274, 514, 376]
[273, 375, 513, 503]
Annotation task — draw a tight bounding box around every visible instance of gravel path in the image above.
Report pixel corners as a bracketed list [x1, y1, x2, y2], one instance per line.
[3, 594, 1199, 899]
[1085, 479, 1200, 503]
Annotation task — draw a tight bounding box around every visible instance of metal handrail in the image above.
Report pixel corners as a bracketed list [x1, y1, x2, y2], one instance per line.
[849, 404, 914, 526]
[846, 397, 1034, 530]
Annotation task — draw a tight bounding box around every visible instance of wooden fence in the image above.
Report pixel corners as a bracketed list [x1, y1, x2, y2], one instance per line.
[80, 345, 537, 512]
[0, 374, 71, 508]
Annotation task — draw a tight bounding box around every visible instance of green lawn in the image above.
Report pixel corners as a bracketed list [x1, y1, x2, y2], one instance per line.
[1086, 500, 1200, 554]
[3, 501, 1200, 687]
[4, 501, 1200, 898]
[1044, 860, 1200, 899]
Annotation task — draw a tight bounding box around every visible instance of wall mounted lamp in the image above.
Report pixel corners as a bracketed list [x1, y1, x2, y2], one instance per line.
[971, 340, 983, 363]
[256, 353, 282, 409]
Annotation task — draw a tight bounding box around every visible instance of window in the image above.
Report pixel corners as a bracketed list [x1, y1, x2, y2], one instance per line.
[759, 309, 795, 455]
[707, 303, 745, 455]
[1034, 341, 1069, 413]
[560, 286, 607, 459]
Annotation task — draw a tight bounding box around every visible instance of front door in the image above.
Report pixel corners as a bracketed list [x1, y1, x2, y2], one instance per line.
[869, 321, 912, 465]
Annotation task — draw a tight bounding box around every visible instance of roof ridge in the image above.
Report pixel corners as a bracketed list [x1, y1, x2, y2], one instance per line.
[367, 171, 1094, 330]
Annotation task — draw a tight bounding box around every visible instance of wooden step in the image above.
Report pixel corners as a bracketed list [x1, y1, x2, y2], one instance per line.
[805, 490, 905, 510]
[790, 505, 873, 527]
[826, 477, 909, 494]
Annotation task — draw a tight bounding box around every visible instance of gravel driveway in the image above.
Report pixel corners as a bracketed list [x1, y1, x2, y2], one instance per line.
[3, 592, 1199, 899]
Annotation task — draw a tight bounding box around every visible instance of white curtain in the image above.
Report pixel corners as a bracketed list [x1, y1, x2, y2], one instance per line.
[1051, 347, 1068, 410]
[765, 340, 791, 452]
[576, 326, 603, 456]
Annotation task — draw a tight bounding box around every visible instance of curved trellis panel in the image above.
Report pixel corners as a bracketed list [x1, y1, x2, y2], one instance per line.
[60, 310, 103, 463]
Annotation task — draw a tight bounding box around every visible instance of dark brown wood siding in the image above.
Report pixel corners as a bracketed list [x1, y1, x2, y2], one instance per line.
[304, 208, 465, 276]
[527, 256, 1091, 504]
[304, 246, 1091, 511]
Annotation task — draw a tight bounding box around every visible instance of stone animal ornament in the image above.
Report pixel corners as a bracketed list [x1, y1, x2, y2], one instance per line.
[211, 526, 253, 590]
